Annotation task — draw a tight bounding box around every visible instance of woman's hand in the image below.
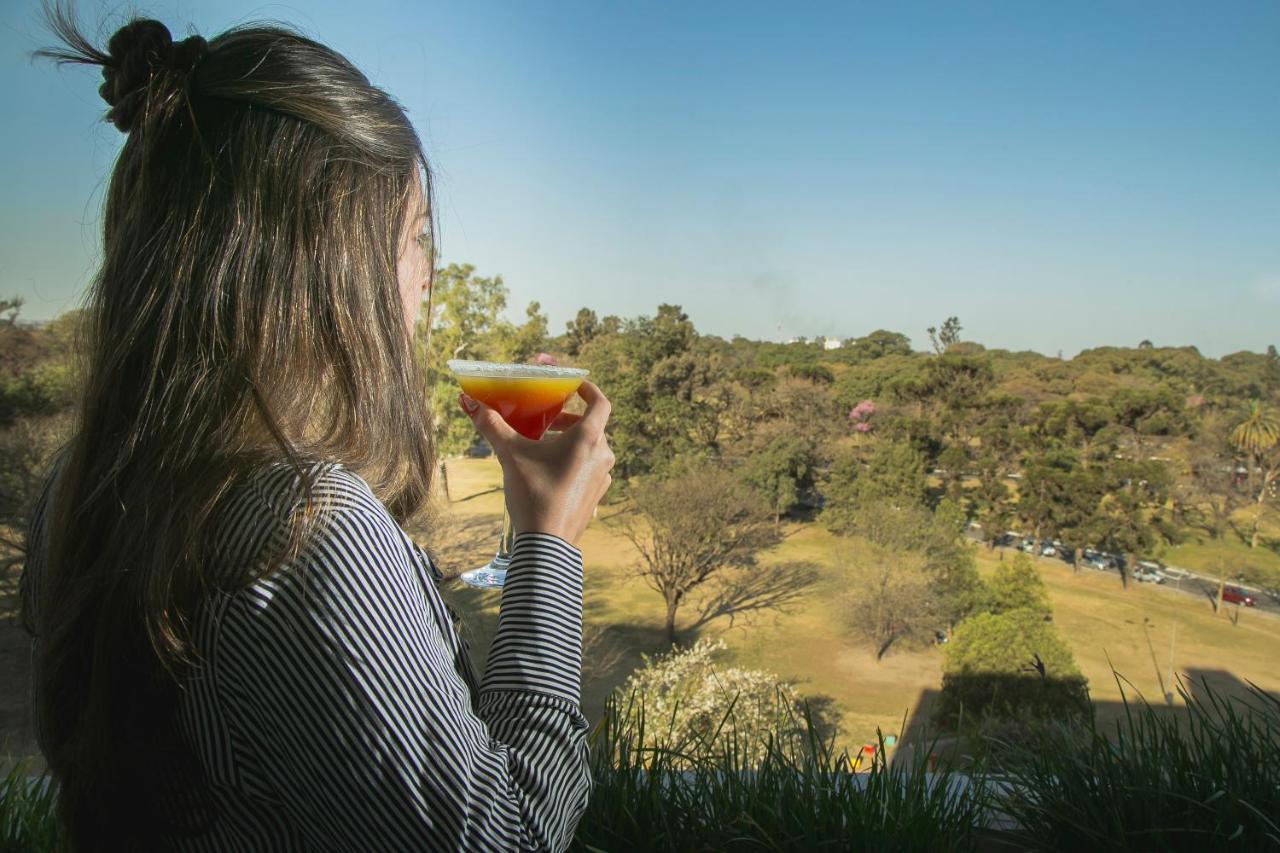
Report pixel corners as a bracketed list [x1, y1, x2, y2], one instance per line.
[459, 380, 614, 546]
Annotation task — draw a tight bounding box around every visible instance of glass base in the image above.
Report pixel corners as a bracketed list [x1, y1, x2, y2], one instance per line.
[459, 554, 511, 589]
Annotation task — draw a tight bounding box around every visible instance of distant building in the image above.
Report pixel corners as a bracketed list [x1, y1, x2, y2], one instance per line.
[823, 338, 843, 350]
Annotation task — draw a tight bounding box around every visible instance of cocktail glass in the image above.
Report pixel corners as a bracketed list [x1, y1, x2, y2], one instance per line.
[447, 359, 589, 588]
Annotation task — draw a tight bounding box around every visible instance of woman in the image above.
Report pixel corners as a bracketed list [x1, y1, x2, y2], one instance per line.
[21, 7, 613, 850]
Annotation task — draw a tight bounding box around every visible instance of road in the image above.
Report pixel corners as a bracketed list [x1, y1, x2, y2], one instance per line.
[966, 534, 1280, 619]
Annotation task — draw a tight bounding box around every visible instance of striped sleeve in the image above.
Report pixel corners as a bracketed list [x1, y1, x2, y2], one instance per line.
[211, 498, 591, 852]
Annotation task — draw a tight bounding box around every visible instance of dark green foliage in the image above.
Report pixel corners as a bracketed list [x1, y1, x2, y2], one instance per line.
[785, 363, 834, 385]
[564, 307, 599, 356]
[927, 352, 995, 403]
[832, 354, 921, 409]
[577, 304, 726, 477]
[733, 366, 776, 390]
[973, 451, 1013, 547]
[823, 440, 926, 536]
[1107, 386, 1192, 453]
[749, 340, 822, 371]
[1017, 447, 1106, 553]
[926, 499, 988, 624]
[847, 329, 913, 360]
[1032, 398, 1115, 466]
[1090, 459, 1175, 570]
[740, 434, 819, 522]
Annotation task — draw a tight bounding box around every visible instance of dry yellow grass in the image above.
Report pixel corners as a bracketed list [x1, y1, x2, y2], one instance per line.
[429, 458, 1280, 756]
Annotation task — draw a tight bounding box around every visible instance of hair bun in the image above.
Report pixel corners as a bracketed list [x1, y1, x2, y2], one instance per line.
[98, 19, 208, 133]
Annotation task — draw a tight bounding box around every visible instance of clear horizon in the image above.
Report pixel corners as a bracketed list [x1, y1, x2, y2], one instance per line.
[2, 1, 1277, 359]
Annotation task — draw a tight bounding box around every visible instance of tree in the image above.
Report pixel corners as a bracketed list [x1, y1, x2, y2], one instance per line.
[1017, 448, 1087, 557]
[988, 553, 1050, 618]
[936, 444, 969, 501]
[0, 413, 73, 576]
[822, 440, 926, 537]
[504, 300, 549, 364]
[740, 434, 819, 524]
[844, 329, 912, 361]
[564, 307, 599, 356]
[1267, 346, 1280, 396]
[849, 542, 943, 661]
[925, 498, 988, 625]
[1032, 398, 1115, 468]
[1089, 459, 1174, 586]
[973, 451, 1013, 548]
[0, 296, 23, 327]
[1183, 411, 1247, 540]
[785, 363, 834, 385]
[1107, 387, 1189, 460]
[622, 458, 780, 644]
[577, 304, 709, 478]
[935, 609, 1090, 729]
[421, 264, 514, 455]
[835, 495, 984, 655]
[1229, 400, 1280, 549]
[927, 316, 962, 355]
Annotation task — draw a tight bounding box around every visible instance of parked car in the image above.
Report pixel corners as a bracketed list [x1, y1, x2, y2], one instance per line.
[1222, 586, 1256, 607]
[1021, 541, 1037, 554]
[1085, 556, 1110, 571]
[1134, 560, 1166, 583]
[1040, 544, 1058, 558]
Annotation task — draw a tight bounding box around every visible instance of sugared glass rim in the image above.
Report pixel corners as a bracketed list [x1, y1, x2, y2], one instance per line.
[446, 359, 589, 379]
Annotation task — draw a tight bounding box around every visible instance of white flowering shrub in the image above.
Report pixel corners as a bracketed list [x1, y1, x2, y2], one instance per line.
[614, 638, 806, 766]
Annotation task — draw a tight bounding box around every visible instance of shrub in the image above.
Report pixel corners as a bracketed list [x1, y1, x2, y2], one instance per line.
[995, 678, 1280, 850]
[576, 691, 992, 851]
[935, 609, 1090, 731]
[615, 639, 804, 766]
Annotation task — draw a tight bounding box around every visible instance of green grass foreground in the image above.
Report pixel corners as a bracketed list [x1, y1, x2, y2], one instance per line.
[3, 680, 1278, 851]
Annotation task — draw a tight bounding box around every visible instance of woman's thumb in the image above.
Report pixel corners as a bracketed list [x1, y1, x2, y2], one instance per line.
[459, 393, 515, 448]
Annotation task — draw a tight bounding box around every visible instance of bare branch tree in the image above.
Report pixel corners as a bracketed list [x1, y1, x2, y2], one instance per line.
[850, 545, 945, 661]
[618, 458, 780, 645]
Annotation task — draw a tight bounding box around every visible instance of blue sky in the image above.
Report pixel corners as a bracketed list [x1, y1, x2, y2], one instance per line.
[2, 1, 1277, 357]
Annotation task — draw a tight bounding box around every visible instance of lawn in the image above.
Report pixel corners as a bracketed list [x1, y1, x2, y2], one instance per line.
[426, 458, 1280, 757]
[1162, 528, 1280, 578]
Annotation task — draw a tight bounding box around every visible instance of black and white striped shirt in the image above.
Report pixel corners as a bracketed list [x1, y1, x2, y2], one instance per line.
[24, 460, 592, 851]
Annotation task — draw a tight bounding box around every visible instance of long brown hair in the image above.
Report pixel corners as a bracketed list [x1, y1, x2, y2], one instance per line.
[25, 3, 437, 845]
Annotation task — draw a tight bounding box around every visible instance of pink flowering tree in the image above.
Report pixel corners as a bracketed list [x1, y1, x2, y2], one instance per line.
[849, 399, 876, 433]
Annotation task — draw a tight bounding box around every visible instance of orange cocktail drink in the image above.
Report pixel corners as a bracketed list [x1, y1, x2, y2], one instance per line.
[454, 373, 585, 440]
[446, 360, 590, 589]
